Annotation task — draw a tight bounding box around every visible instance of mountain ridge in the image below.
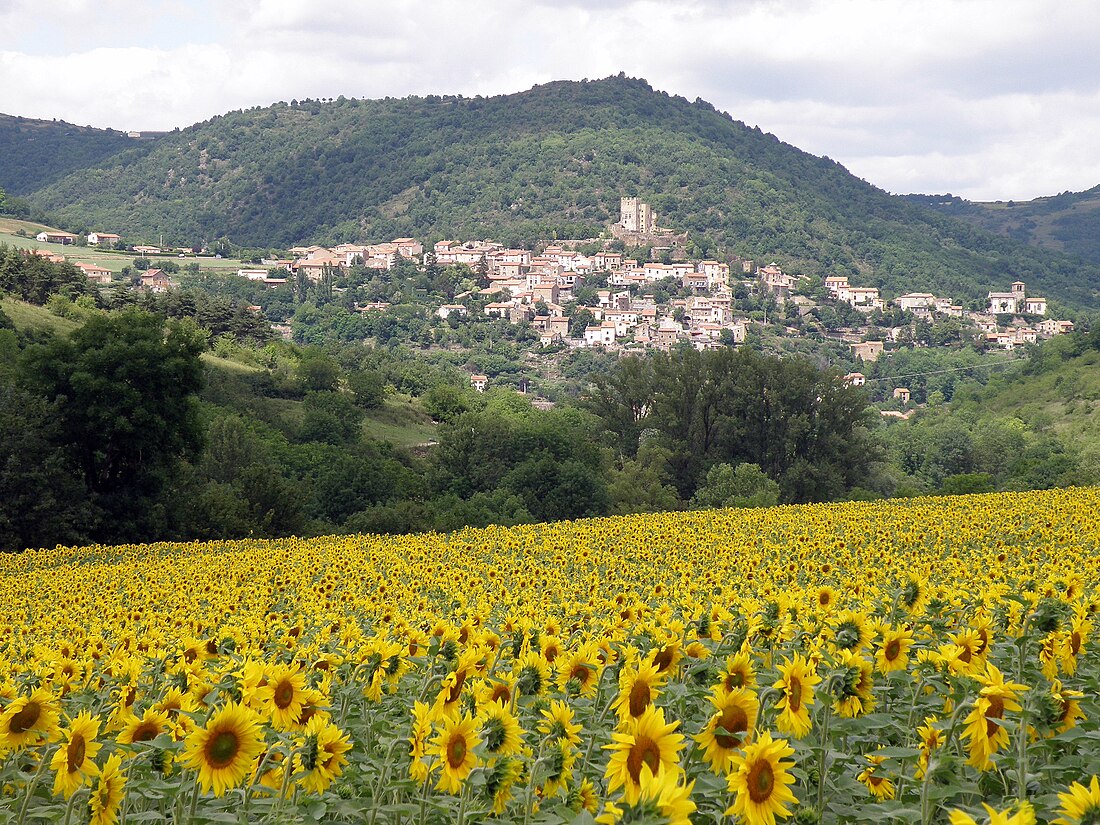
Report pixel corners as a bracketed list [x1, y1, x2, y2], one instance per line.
[3, 76, 1099, 308]
[906, 186, 1100, 267]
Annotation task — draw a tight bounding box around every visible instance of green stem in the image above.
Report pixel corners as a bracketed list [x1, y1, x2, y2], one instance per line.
[187, 774, 201, 825]
[417, 774, 431, 825]
[456, 782, 470, 825]
[1016, 637, 1029, 802]
[816, 704, 831, 816]
[62, 786, 86, 825]
[919, 759, 931, 825]
[16, 745, 55, 825]
[276, 744, 297, 810]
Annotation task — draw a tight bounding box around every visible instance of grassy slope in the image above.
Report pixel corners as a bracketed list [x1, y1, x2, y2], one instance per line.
[1, 310, 436, 450]
[0, 217, 62, 235]
[0, 229, 252, 274]
[201, 353, 437, 448]
[974, 348, 1100, 448]
[0, 297, 80, 335]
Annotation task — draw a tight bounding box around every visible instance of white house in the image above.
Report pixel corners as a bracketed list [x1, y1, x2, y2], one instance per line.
[583, 321, 617, 347]
[36, 231, 76, 245]
[436, 304, 468, 320]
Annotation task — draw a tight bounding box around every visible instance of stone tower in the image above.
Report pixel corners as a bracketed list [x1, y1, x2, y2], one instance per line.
[620, 197, 640, 232]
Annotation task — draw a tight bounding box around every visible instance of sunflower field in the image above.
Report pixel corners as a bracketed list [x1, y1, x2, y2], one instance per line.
[2, 487, 1099, 825]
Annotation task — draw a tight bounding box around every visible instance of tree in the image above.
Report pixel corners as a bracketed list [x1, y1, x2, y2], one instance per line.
[691, 463, 780, 509]
[348, 369, 386, 409]
[594, 348, 877, 503]
[0, 380, 91, 550]
[423, 384, 470, 422]
[21, 310, 206, 542]
[583, 355, 655, 457]
[569, 309, 595, 338]
[296, 350, 341, 392]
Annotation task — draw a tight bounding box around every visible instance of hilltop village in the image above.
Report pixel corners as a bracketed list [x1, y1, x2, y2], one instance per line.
[32, 197, 1074, 398]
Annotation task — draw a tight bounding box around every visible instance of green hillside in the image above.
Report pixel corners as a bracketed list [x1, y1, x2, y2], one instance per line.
[907, 187, 1100, 267]
[11, 76, 1100, 307]
[878, 331, 1100, 496]
[0, 114, 141, 194]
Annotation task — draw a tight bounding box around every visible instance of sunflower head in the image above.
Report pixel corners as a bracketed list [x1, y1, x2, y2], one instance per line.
[725, 731, 798, 823]
[181, 702, 266, 797]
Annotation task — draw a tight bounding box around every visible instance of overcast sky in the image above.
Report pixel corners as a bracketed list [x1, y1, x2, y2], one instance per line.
[3, 0, 1100, 202]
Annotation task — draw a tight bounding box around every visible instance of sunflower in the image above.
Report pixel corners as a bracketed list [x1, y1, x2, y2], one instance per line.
[117, 708, 171, 745]
[648, 638, 683, 676]
[611, 659, 665, 724]
[50, 711, 102, 798]
[52, 658, 84, 695]
[235, 659, 268, 710]
[408, 700, 434, 783]
[556, 644, 603, 698]
[540, 634, 564, 666]
[485, 756, 526, 814]
[875, 625, 913, 674]
[1040, 632, 1063, 681]
[1062, 612, 1092, 675]
[947, 628, 985, 676]
[604, 705, 684, 805]
[772, 654, 820, 738]
[949, 801, 1036, 825]
[542, 737, 577, 798]
[251, 748, 287, 795]
[149, 689, 194, 739]
[856, 754, 896, 800]
[436, 649, 485, 716]
[89, 753, 126, 825]
[511, 650, 552, 698]
[815, 586, 838, 614]
[900, 574, 927, 614]
[1049, 680, 1086, 735]
[568, 777, 600, 815]
[915, 716, 943, 780]
[477, 675, 516, 707]
[831, 649, 875, 718]
[255, 662, 308, 731]
[538, 699, 582, 747]
[294, 715, 353, 794]
[961, 664, 1027, 771]
[718, 651, 757, 692]
[725, 731, 798, 825]
[830, 611, 872, 652]
[1055, 776, 1100, 825]
[479, 701, 524, 757]
[431, 712, 481, 794]
[181, 702, 266, 796]
[695, 688, 759, 775]
[0, 685, 61, 750]
[598, 765, 696, 825]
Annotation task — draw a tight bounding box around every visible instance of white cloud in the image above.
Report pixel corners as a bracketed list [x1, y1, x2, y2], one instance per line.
[3, 0, 1100, 200]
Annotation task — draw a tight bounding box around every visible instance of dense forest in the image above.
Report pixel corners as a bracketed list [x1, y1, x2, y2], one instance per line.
[6, 76, 1100, 308]
[908, 186, 1100, 267]
[0, 114, 137, 194]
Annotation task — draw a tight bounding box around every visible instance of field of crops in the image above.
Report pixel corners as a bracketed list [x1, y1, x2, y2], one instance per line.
[2, 488, 1099, 824]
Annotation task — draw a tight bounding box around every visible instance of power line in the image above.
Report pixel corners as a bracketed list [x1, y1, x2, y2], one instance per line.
[863, 354, 1025, 383]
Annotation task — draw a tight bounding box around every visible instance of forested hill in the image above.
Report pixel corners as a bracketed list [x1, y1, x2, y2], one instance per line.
[12, 76, 1100, 307]
[0, 114, 141, 194]
[907, 187, 1100, 269]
